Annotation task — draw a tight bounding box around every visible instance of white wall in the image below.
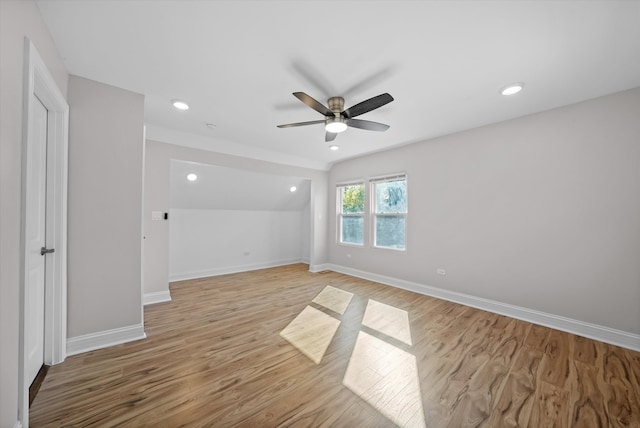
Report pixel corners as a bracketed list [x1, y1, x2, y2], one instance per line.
[169, 209, 304, 280]
[67, 76, 144, 339]
[328, 88, 640, 342]
[143, 140, 328, 297]
[143, 139, 170, 298]
[0, 1, 68, 426]
[301, 201, 311, 263]
[170, 160, 311, 211]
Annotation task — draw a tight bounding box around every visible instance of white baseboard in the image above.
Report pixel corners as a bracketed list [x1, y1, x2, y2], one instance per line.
[144, 290, 172, 306]
[169, 259, 303, 282]
[326, 263, 640, 352]
[14, 421, 23, 428]
[66, 324, 147, 356]
[309, 263, 330, 273]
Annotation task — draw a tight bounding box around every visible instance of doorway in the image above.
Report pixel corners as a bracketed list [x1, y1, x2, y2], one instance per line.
[19, 39, 69, 426]
[25, 94, 48, 387]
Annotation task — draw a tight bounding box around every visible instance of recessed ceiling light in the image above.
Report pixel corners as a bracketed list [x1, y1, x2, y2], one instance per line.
[289, 186, 297, 192]
[186, 173, 198, 182]
[501, 83, 524, 96]
[172, 100, 189, 110]
[329, 145, 339, 151]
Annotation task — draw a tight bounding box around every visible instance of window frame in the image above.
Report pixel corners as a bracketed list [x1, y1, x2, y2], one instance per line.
[370, 174, 407, 251]
[336, 181, 366, 247]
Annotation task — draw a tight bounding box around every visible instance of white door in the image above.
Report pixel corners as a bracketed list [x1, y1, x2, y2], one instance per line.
[25, 94, 48, 385]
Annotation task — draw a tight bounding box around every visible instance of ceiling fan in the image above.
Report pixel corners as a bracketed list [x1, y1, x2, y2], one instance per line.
[277, 92, 394, 142]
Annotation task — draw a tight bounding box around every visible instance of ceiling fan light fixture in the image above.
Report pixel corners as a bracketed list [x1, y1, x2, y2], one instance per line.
[325, 117, 347, 133]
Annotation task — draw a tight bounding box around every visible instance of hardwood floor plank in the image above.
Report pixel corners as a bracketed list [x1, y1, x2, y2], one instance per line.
[490, 345, 544, 427]
[525, 323, 551, 351]
[600, 344, 640, 427]
[446, 318, 529, 426]
[529, 381, 570, 428]
[540, 330, 573, 389]
[573, 335, 600, 366]
[569, 361, 607, 428]
[29, 264, 640, 427]
[624, 348, 640, 410]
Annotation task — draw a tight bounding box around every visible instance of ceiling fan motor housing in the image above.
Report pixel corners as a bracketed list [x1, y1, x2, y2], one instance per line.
[325, 97, 347, 132]
[328, 97, 345, 116]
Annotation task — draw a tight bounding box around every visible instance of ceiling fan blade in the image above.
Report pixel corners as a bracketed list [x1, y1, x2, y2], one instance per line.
[277, 120, 325, 128]
[293, 92, 334, 117]
[346, 118, 390, 132]
[325, 132, 337, 142]
[342, 66, 395, 99]
[342, 93, 394, 119]
[291, 60, 337, 97]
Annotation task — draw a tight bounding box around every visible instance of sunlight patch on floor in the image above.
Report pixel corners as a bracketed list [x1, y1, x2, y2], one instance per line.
[312, 285, 354, 315]
[362, 299, 413, 345]
[343, 331, 426, 428]
[280, 290, 425, 425]
[279, 305, 340, 364]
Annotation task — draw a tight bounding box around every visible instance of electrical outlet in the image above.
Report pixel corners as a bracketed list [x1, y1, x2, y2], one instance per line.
[346, 253, 352, 258]
[437, 268, 446, 275]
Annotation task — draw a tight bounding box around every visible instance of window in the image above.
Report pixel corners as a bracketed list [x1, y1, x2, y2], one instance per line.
[337, 183, 365, 245]
[371, 174, 407, 250]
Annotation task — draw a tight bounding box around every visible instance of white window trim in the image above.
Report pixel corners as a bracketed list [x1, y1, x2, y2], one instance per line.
[370, 174, 407, 251]
[369, 173, 407, 183]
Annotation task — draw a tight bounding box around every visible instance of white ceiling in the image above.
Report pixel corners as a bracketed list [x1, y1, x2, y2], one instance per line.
[37, 0, 640, 170]
[170, 160, 310, 211]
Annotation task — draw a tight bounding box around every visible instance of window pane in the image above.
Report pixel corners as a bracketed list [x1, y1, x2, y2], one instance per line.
[375, 179, 406, 213]
[341, 216, 364, 244]
[341, 185, 365, 213]
[375, 216, 405, 249]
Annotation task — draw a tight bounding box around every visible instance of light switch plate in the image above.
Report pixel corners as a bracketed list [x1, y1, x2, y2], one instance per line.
[151, 211, 162, 221]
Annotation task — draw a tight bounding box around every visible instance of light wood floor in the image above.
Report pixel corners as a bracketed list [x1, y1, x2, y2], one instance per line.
[31, 264, 640, 427]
